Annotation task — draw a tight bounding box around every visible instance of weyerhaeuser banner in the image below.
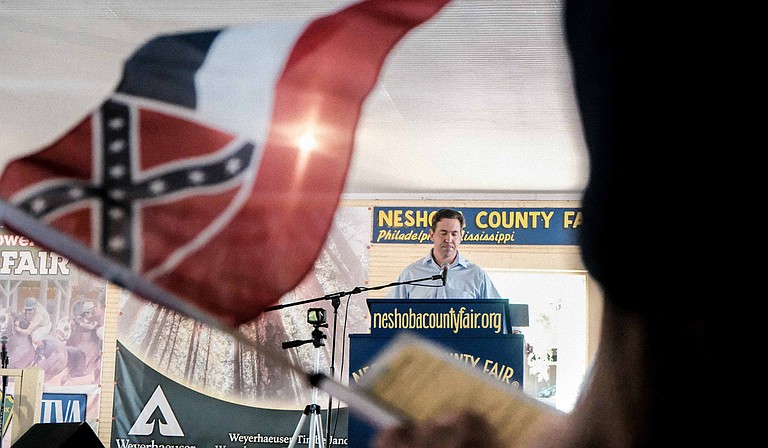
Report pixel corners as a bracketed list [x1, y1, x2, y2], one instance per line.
[111, 341, 349, 448]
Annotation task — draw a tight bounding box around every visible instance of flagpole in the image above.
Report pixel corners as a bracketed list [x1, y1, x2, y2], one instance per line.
[0, 199, 405, 431]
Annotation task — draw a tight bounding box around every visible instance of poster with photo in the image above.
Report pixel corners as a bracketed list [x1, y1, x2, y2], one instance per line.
[0, 225, 107, 444]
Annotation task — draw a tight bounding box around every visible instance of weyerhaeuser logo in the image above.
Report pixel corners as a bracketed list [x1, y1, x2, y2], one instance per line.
[116, 386, 195, 448]
[129, 385, 184, 437]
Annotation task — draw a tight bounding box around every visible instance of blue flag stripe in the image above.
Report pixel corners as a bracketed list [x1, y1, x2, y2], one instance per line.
[116, 31, 220, 109]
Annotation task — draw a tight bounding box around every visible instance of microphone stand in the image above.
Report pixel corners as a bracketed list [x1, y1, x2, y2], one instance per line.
[264, 272, 443, 312]
[0, 336, 8, 448]
[265, 272, 443, 448]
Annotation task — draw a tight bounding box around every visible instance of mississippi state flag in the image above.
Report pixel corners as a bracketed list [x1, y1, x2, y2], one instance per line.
[0, 0, 450, 326]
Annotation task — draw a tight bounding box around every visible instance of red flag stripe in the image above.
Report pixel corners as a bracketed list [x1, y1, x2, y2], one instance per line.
[158, 0, 451, 324]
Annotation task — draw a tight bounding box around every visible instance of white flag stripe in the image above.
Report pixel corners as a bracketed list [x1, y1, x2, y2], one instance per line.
[195, 22, 309, 141]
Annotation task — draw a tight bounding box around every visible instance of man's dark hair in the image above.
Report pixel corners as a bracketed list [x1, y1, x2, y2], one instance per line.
[431, 208, 464, 231]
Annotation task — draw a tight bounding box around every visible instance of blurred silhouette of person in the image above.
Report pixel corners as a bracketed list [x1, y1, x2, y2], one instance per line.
[372, 1, 719, 447]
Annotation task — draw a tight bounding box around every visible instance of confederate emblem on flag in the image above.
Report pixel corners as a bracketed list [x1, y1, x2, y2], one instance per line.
[14, 97, 257, 274]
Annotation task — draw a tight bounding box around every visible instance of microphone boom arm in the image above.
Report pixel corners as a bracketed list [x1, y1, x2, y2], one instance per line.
[264, 274, 441, 312]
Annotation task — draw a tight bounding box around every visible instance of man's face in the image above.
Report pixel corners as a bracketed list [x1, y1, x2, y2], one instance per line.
[430, 218, 462, 263]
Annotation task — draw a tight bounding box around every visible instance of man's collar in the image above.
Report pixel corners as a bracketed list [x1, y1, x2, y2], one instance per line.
[425, 250, 467, 267]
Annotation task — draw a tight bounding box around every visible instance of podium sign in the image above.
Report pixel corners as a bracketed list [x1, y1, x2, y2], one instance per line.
[367, 298, 514, 337]
[348, 299, 524, 448]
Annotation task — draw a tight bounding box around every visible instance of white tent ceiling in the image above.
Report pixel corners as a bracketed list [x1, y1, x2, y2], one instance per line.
[0, 0, 589, 199]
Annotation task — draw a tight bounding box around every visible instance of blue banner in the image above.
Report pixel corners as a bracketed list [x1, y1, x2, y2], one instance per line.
[41, 393, 87, 423]
[372, 207, 581, 245]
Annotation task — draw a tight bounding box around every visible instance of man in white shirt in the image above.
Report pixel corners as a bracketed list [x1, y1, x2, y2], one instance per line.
[386, 208, 500, 299]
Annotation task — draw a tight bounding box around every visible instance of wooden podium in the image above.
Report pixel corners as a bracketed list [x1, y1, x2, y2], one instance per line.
[347, 299, 525, 448]
[0, 367, 44, 446]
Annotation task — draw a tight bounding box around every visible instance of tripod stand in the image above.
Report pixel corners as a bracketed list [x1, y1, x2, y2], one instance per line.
[266, 272, 446, 444]
[284, 325, 328, 448]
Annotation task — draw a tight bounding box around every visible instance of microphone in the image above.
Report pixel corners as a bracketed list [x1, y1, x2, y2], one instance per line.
[282, 339, 311, 349]
[0, 335, 8, 368]
[440, 264, 449, 286]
